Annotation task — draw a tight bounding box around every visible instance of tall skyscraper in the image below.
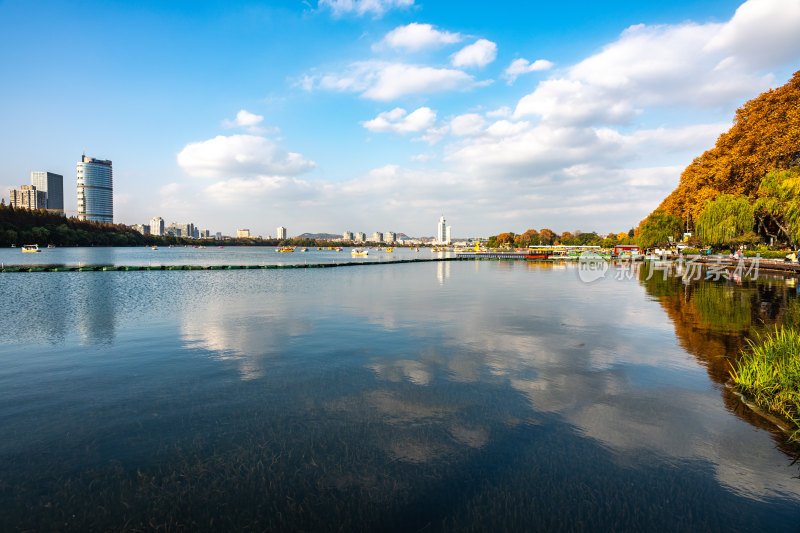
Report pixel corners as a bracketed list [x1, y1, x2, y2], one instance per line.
[150, 216, 164, 236]
[343, 231, 354, 241]
[77, 155, 113, 223]
[277, 226, 287, 240]
[30, 171, 64, 212]
[445, 226, 452, 245]
[372, 231, 384, 243]
[437, 215, 446, 244]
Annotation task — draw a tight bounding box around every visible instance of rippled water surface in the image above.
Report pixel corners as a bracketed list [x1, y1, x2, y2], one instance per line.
[1, 254, 799, 531]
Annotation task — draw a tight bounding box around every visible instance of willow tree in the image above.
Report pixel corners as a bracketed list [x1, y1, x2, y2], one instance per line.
[637, 210, 683, 248]
[696, 194, 754, 247]
[754, 168, 800, 245]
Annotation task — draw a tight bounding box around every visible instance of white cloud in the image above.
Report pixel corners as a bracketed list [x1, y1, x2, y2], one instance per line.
[362, 107, 437, 134]
[318, 0, 413, 18]
[503, 58, 554, 84]
[451, 39, 497, 68]
[510, 0, 800, 130]
[485, 106, 512, 119]
[177, 134, 315, 178]
[377, 23, 461, 52]
[221, 109, 278, 134]
[705, 0, 800, 67]
[159, 183, 181, 196]
[449, 113, 486, 136]
[515, 79, 639, 126]
[310, 61, 477, 101]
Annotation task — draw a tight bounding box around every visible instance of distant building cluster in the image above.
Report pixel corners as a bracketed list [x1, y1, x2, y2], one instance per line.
[8, 172, 64, 213]
[5, 163, 458, 245]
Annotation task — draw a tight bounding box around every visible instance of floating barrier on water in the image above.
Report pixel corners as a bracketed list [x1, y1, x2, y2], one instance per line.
[0, 257, 464, 273]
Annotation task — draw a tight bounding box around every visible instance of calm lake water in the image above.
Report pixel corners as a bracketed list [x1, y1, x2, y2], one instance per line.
[1, 250, 800, 531]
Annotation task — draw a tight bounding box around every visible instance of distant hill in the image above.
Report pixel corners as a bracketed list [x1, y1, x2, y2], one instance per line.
[651, 70, 800, 224]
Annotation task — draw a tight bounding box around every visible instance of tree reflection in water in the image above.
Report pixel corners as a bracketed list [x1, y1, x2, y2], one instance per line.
[638, 261, 800, 461]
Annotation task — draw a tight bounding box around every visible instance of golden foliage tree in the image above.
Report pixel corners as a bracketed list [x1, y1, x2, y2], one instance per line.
[653, 70, 800, 225]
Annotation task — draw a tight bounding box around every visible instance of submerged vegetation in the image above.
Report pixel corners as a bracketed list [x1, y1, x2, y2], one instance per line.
[731, 327, 800, 440]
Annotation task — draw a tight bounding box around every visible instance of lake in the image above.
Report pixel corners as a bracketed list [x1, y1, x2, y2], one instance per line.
[1, 250, 799, 531]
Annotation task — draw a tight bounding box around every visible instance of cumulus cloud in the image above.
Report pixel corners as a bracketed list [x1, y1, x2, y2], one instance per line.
[705, 0, 800, 67]
[503, 58, 554, 84]
[451, 39, 497, 68]
[377, 23, 461, 52]
[362, 107, 437, 134]
[448, 113, 486, 136]
[177, 134, 315, 178]
[318, 0, 413, 18]
[308, 61, 477, 101]
[221, 109, 278, 134]
[513, 0, 800, 128]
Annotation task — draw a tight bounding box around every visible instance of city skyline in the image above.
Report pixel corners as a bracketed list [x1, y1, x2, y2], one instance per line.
[1, 1, 799, 236]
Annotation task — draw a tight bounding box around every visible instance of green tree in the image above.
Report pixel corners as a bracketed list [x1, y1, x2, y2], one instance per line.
[697, 194, 754, 247]
[754, 168, 800, 245]
[638, 210, 683, 247]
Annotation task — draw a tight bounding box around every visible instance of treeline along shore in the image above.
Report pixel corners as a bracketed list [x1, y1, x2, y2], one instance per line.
[0, 204, 332, 248]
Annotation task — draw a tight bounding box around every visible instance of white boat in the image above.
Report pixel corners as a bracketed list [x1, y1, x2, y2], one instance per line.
[351, 249, 368, 256]
[22, 244, 40, 253]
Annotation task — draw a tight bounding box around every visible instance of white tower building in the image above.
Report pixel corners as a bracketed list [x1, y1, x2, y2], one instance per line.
[437, 215, 446, 244]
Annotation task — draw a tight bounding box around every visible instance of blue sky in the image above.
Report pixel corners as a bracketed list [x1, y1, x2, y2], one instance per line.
[1, 0, 799, 238]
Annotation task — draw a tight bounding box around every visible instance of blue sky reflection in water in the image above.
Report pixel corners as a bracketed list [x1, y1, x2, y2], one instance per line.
[1, 258, 800, 530]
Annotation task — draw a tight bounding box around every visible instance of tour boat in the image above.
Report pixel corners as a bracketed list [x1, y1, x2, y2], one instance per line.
[351, 249, 368, 256]
[278, 247, 294, 252]
[22, 244, 40, 253]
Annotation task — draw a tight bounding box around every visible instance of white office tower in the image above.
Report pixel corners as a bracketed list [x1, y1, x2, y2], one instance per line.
[277, 226, 287, 239]
[77, 155, 113, 223]
[356, 232, 366, 242]
[437, 215, 446, 244]
[343, 231, 354, 241]
[150, 216, 165, 236]
[445, 226, 451, 245]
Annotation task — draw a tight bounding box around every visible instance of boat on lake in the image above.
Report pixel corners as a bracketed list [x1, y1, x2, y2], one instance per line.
[351, 249, 368, 256]
[21, 244, 40, 253]
[277, 247, 294, 253]
[47, 244, 55, 249]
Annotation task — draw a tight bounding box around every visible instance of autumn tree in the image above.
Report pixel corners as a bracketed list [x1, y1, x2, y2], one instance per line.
[652, 70, 800, 223]
[496, 232, 515, 246]
[539, 228, 556, 245]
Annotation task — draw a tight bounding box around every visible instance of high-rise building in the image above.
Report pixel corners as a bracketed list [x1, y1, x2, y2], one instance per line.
[356, 232, 366, 243]
[372, 232, 383, 243]
[437, 215, 446, 244]
[385, 232, 396, 243]
[150, 216, 165, 236]
[445, 226, 451, 245]
[133, 224, 150, 235]
[77, 155, 113, 223]
[165, 222, 197, 238]
[236, 229, 251, 238]
[9, 185, 47, 210]
[277, 226, 287, 240]
[30, 171, 64, 212]
[343, 231, 354, 241]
